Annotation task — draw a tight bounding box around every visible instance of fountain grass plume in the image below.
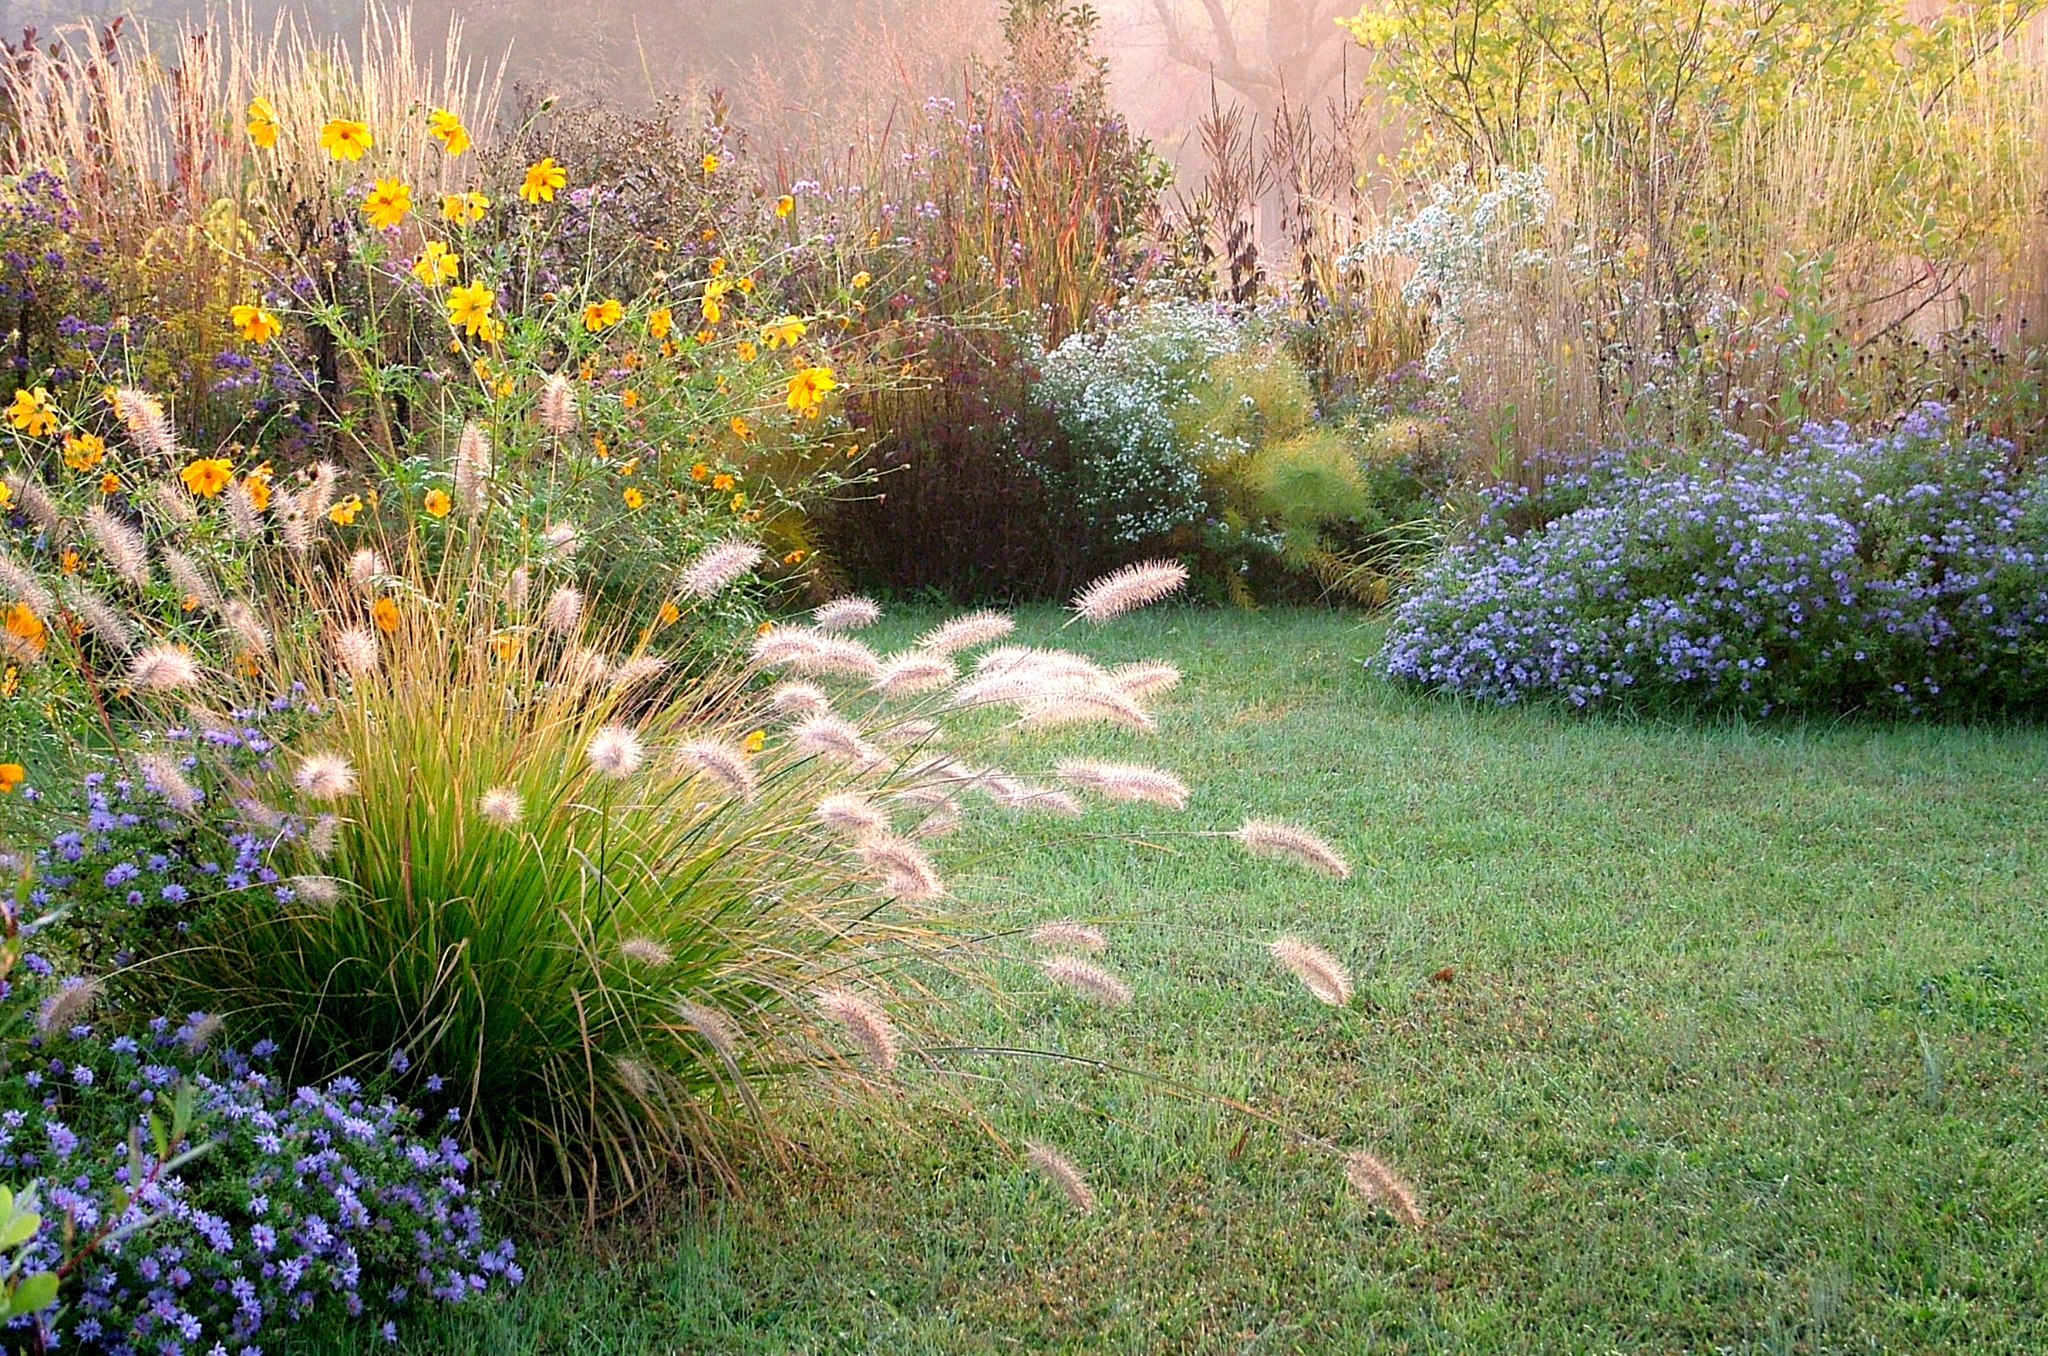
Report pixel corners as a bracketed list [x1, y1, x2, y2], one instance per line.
[1233, 819, 1351, 879]
[1025, 1142, 1098, 1214]
[1040, 955, 1133, 1006]
[1269, 937, 1353, 1006]
[1070, 560, 1189, 623]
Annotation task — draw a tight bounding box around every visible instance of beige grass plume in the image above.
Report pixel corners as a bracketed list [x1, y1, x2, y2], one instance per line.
[1025, 1142, 1098, 1214]
[111, 387, 177, 460]
[1269, 937, 1353, 1006]
[1233, 819, 1351, 880]
[1108, 661, 1182, 700]
[454, 422, 493, 512]
[917, 610, 1015, 655]
[1070, 560, 1189, 623]
[83, 504, 149, 587]
[1016, 689, 1157, 732]
[160, 548, 217, 610]
[126, 645, 200, 692]
[679, 540, 766, 598]
[813, 596, 882, 631]
[674, 999, 741, 1063]
[0, 551, 56, 617]
[1056, 760, 1189, 809]
[544, 585, 585, 635]
[791, 714, 882, 768]
[874, 652, 956, 697]
[347, 548, 385, 594]
[478, 786, 524, 827]
[542, 522, 582, 561]
[293, 753, 359, 800]
[620, 936, 673, 968]
[134, 751, 201, 814]
[37, 979, 101, 1038]
[767, 681, 832, 720]
[816, 988, 900, 1072]
[220, 599, 269, 657]
[816, 791, 891, 840]
[1344, 1151, 1424, 1227]
[674, 738, 758, 801]
[586, 725, 647, 780]
[538, 373, 579, 435]
[1040, 955, 1133, 1007]
[333, 626, 380, 678]
[1030, 920, 1108, 954]
[856, 835, 946, 901]
[65, 585, 133, 653]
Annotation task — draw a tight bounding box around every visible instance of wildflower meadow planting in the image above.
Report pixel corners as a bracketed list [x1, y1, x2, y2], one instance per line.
[0, 1, 2045, 1351]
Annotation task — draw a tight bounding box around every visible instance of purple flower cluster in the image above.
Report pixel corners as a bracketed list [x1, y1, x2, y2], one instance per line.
[0, 999, 517, 1353]
[1382, 405, 2048, 715]
[28, 692, 325, 969]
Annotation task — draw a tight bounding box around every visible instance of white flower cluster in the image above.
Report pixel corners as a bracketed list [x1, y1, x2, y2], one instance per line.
[1037, 301, 1248, 545]
[1353, 164, 1553, 378]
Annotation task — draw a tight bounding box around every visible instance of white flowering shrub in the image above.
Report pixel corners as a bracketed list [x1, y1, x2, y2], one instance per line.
[1035, 301, 1248, 547]
[1354, 165, 1554, 378]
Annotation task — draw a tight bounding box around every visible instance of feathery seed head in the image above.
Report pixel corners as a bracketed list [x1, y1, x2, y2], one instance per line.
[1040, 955, 1133, 1006]
[815, 792, 890, 840]
[1056, 760, 1189, 809]
[812, 596, 882, 631]
[679, 539, 766, 598]
[1234, 819, 1351, 880]
[127, 644, 199, 692]
[1071, 559, 1189, 623]
[917, 609, 1015, 655]
[816, 988, 900, 1072]
[294, 752, 359, 800]
[1025, 1141, 1098, 1214]
[1030, 920, 1108, 953]
[586, 724, 647, 780]
[83, 504, 150, 586]
[874, 652, 956, 697]
[1344, 1151, 1424, 1227]
[36, 979, 101, 1038]
[539, 373, 579, 435]
[478, 786, 525, 827]
[674, 739, 758, 800]
[333, 626, 380, 678]
[1270, 936, 1354, 1006]
[674, 999, 741, 1063]
[620, 936, 674, 968]
[856, 835, 946, 900]
[791, 714, 882, 768]
[544, 585, 585, 635]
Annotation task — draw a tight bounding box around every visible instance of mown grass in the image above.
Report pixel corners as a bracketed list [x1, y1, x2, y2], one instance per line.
[295, 607, 2048, 1354]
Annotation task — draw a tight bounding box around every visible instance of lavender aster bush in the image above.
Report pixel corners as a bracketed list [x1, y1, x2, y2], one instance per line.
[0, 908, 517, 1354]
[1382, 406, 2048, 715]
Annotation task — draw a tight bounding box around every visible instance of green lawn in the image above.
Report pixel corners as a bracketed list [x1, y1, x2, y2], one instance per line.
[302, 607, 2048, 1354]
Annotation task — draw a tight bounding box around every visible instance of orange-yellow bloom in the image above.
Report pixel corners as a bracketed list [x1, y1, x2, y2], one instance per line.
[427, 108, 471, 156]
[0, 763, 24, 794]
[441, 191, 491, 224]
[411, 242, 460, 287]
[231, 303, 281, 343]
[372, 597, 401, 633]
[760, 316, 807, 350]
[647, 307, 674, 340]
[582, 297, 624, 333]
[179, 457, 234, 498]
[328, 494, 364, 525]
[622, 486, 646, 510]
[447, 282, 496, 337]
[62, 432, 105, 471]
[320, 118, 373, 161]
[6, 387, 57, 438]
[362, 179, 413, 230]
[246, 97, 280, 149]
[423, 489, 453, 518]
[775, 194, 795, 218]
[785, 365, 838, 418]
[520, 157, 567, 205]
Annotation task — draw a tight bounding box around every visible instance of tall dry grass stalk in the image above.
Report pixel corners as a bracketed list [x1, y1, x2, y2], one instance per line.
[1, 3, 505, 245]
[1441, 33, 2048, 463]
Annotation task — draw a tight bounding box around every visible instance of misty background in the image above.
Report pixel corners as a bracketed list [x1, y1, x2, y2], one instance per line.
[0, 0, 1371, 184]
